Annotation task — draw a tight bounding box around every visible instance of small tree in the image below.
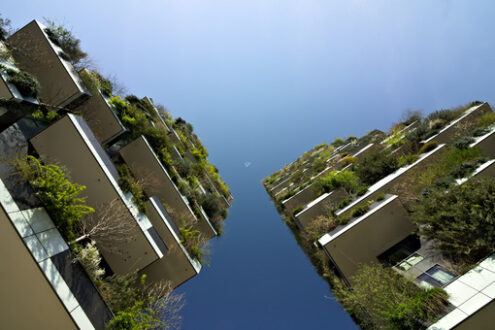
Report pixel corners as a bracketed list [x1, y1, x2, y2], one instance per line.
[412, 177, 495, 260]
[354, 150, 399, 185]
[337, 264, 448, 329]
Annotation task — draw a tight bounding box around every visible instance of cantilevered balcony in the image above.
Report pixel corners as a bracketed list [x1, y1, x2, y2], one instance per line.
[318, 194, 415, 285]
[119, 135, 217, 240]
[421, 103, 492, 145]
[0, 179, 112, 330]
[30, 114, 165, 274]
[75, 71, 126, 144]
[294, 187, 349, 228]
[7, 20, 90, 108]
[336, 143, 446, 219]
[140, 197, 202, 288]
[470, 127, 495, 158]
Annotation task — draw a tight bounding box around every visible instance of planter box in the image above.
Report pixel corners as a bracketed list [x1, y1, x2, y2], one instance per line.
[7, 20, 90, 108]
[319, 195, 414, 285]
[140, 197, 202, 288]
[470, 128, 495, 158]
[119, 136, 217, 240]
[30, 114, 164, 274]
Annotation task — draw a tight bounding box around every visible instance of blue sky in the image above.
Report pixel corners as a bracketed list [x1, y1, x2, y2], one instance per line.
[3, 1, 495, 329]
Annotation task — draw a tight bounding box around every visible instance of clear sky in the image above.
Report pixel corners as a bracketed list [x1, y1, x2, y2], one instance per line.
[3, 1, 495, 329]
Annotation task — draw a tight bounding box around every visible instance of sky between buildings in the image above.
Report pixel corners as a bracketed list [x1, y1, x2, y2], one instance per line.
[3, 1, 495, 329]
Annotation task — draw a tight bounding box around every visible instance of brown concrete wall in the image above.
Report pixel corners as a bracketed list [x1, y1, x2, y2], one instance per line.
[324, 197, 415, 284]
[476, 132, 495, 158]
[120, 137, 216, 239]
[296, 188, 350, 228]
[140, 200, 197, 288]
[0, 207, 77, 330]
[0, 76, 13, 99]
[30, 116, 157, 274]
[433, 103, 492, 145]
[454, 300, 494, 330]
[75, 92, 124, 143]
[7, 20, 84, 107]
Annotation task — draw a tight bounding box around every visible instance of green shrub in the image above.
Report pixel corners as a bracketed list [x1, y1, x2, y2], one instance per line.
[350, 204, 370, 218]
[117, 164, 147, 214]
[477, 111, 495, 128]
[412, 177, 495, 259]
[449, 158, 487, 179]
[200, 192, 222, 219]
[418, 141, 438, 154]
[292, 206, 304, 217]
[305, 216, 338, 240]
[355, 185, 369, 196]
[338, 215, 351, 225]
[376, 193, 386, 201]
[337, 197, 353, 209]
[338, 264, 448, 329]
[397, 153, 418, 168]
[332, 137, 345, 147]
[44, 19, 87, 67]
[454, 137, 475, 150]
[354, 151, 399, 185]
[472, 126, 492, 137]
[339, 155, 357, 167]
[14, 156, 94, 241]
[313, 170, 360, 196]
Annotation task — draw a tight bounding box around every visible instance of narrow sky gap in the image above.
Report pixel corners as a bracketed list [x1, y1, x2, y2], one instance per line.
[3, 1, 495, 328]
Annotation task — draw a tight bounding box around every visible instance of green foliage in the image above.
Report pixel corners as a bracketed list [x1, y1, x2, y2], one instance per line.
[305, 216, 337, 241]
[313, 170, 360, 195]
[354, 150, 399, 185]
[386, 129, 406, 148]
[117, 164, 147, 214]
[332, 137, 345, 146]
[476, 111, 495, 128]
[376, 193, 385, 201]
[472, 126, 492, 137]
[350, 203, 370, 218]
[418, 141, 438, 154]
[412, 177, 495, 258]
[449, 158, 488, 179]
[44, 19, 87, 66]
[179, 222, 205, 261]
[0, 64, 40, 98]
[220, 208, 228, 219]
[31, 107, 60, 123]
[200, 192, 222, 219]
[106, 301, 157, 330]
[454, 137, 475, 150]
[337, 264, 448, 329]
[15, 156, 94, 241]
[337, 197, 353, 209]
[292, 206, 304, 217]
[397, 153, 418, 168]
[339, 155, 357, 167]
[355, 185, 369, 196]
[79, 70, 113, 96]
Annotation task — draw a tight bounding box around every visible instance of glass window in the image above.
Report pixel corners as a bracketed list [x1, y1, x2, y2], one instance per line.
[426, 265, 455, 285]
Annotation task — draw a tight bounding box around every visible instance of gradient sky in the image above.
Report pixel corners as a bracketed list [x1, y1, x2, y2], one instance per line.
[3, 1, 495, 329]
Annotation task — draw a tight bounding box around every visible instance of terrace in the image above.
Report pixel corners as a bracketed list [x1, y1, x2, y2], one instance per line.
[7, 20, 90, 108]
[336, 143, 446, 219]
[0, 178, 112, 330]
[421, 103, 491, 145]
[119, 135, 217, 240]
[30, 114, 166, 274]
[318, 194, 415, 284]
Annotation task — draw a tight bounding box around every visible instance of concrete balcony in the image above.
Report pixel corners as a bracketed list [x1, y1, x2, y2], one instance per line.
[456, 159, 495, 185]
[470, 127, 495, 158]
[318, 194, 415, 285]
[422, 103, 492, 145]
[336, 143, 446, 219]
[119, 135, 217, 240]
[140, 197, 202, 288]
[75, 71, 126, 145]
[30, 114, 165, 275]
[7, 20, 90, 108]
[0, 179, 112, 330]
[294, 187, 349, 229]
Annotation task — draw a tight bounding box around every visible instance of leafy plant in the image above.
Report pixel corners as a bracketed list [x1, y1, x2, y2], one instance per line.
[313, 170, 360, 195]
[336, 263, 448, 329]
[472, 126, 492, 137]
[454, 137, 475, 150]
[397, 153, 418, 168]
[350, 203, 370, 218]
[412, 177, 495, 259]
[418, 141, 438, 154]
[354, 150, 399, 185]
[43, 19, 88, 67]
[339, 155, 358, 167]
[305, 215, 337, 240]
[476, 111, 495, 128]
[14, 156, 94, 241]
[117, 164, 147, 214]
[0, 64, 40, 98]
